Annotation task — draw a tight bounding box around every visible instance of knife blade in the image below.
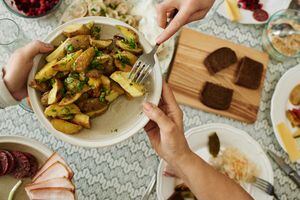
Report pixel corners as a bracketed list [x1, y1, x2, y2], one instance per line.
[268, 150, 300, 187]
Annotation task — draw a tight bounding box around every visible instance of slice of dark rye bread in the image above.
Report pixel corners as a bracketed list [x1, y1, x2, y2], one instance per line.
[235, 56, 263, 89]
[204, 47, 238, 74]
[201, 82, 234, 110]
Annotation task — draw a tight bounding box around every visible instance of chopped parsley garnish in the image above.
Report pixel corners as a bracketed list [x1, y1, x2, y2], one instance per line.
[50, 79, 55, 86]
[77, 81, 85, 91]
[116, 54, 130, 67]
[62, 107, 71, 114]
[88, 59, 103, 70]
[91, 26, 101, 39]
[66, 44, 74, 52]
[51, 109, 57, 112]
[125, 38, 137, 49]
[91, 8, 97, 13]
[99, 91, 106, 102]
[94, 48, 103, 57]
[100, 8, 107, 16]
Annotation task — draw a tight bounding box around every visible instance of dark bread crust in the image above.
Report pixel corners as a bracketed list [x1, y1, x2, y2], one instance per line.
[235, 57, 263, 89]
[204, 47, 238, 74]
[201, 82, 233, 110]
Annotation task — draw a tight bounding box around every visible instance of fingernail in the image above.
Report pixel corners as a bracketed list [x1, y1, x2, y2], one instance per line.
[143, 102, 153, 112]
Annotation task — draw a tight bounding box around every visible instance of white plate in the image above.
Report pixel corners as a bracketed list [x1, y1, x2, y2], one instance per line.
[0, 136, 53, 199]
[271, 63, 300, 155]
[28, 16, 162, 148]
[156, 123, 274, 200]
[59, 0, 176, 75]
[217, 0, 292, 24]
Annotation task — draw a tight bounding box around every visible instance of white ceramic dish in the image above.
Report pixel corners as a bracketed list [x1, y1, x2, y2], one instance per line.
[156, 123, 274, 200]
[28, 16, 162, 148]
[271, 63, 300, 156]
[0, 136, 52, 199]
[217, 0, 292, 24]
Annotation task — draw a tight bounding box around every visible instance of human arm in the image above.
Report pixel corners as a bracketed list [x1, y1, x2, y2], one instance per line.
[143, 82, 253, 200]
[156, 0, 215, 44]
[0, 40, 53, 108]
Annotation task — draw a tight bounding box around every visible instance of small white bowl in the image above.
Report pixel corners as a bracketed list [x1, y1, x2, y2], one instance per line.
[28, 16, 162, 148]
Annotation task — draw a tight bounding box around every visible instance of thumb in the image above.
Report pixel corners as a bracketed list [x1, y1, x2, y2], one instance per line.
[24, 40, 54, 58]
[143, 102, 174, 132]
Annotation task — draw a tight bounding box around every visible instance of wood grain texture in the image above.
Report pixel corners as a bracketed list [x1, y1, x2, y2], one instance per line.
[167, 28, 269, 123]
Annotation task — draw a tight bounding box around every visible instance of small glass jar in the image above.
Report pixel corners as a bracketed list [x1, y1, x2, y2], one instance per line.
[262, 9, 300, 61]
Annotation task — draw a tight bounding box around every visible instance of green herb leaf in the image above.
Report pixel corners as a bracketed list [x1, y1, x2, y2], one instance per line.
[66, 44, 74, 52]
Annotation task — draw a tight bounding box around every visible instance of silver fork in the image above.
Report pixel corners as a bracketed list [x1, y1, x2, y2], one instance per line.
[128, 10, 178, 84]
[128, 44, 160, 84]
[253, 177, 280, 200]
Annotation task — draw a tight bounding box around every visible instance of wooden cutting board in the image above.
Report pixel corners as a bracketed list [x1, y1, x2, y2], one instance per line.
[167, 28, 269, 123]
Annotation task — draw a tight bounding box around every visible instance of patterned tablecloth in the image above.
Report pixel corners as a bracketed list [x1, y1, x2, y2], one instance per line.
[0, 1, 300, 199]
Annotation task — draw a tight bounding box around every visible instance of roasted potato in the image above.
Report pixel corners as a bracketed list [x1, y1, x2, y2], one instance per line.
[95, 54, 112, 64]
[101, 75, 110, 91]
[29, 80, 50, 92]
[115, 39, 143, 55]
[86, 69, 102, 78]
[63, 24, 90, 38]
[90, 39, 112, 49]
[116, 25, 138, 42]
[52, 50, 83, 72]
[88, 77, 102, 89]
[44, 103, 81, 118]
[40, 92, 50, 106]
[51, 119, 82, 134]
[59, 85, 90, 106]
[48, 79, 63, 105]
[35, 60, 58, 82]
[114, 59, 132, 72]
[114, 51, 137, 65]
[72, 114, 91, 129]
[46, 39, 70, 62]
[74, 47, 95, 72]
[85, 104, 109, 118]
[110, 71, 145, 97]
[77, 98, 107, 113]
[65, 35, 90, 53]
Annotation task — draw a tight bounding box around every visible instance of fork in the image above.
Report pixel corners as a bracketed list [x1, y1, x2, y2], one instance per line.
[253, 177, 280, 200]
[128, 10, 178, 84]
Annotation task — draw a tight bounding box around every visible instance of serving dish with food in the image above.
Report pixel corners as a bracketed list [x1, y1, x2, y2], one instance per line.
[28, 16, 162, 148]
[271, 63, 300, 162]
[217, 0, 292, 24]
[60, 0, 176, 75]
[3, 0, 62, 18]
[156, 123, 273, 200]
[0, 136, 76, 200]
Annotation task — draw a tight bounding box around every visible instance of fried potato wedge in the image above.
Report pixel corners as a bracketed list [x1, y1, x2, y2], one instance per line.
[90, 39, 112, 49]
[48, 79, 63, 105]
[101, 75, 110, 91]
[105, 83, 125, 102]
[59, 86, 90, 106]
[40, 92, 50, 107]
[110, 71, 145, 97]
[72, 114, 90, 129]
[114, 59, 132, 72]
[85, 104, 109, 118]
[116, 25, 138, 42]
[35, 60, 58, 82]
[51, 119, 82, 134]
[88, 77, 102, 89]
[46, 39, 70, 62]
[44, 104, 81, 118]
[116, 40, 142, 55]
[74, 47, 95, 72]
[63, 24, 90, 38]
[29, 80, 50, 92]
[52, 50, 83, 72]
[66, 35, 90, 53]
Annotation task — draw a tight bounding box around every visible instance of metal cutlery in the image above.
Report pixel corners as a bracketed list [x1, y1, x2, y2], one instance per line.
[271, 23, 300, 38]
[128, 10, 178, 84]
[141, 174, 157, 200]
[253, 177, 279, 200]
[267, 150, 300, 187]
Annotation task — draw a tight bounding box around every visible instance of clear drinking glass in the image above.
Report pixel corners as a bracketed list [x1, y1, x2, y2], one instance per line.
[0, 18, 33, 112]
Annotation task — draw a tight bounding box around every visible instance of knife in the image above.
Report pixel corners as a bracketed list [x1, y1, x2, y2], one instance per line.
[268, 150, 300, 187]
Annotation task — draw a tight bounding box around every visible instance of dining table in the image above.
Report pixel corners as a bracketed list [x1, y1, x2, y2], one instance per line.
[0, 0, 300, 199]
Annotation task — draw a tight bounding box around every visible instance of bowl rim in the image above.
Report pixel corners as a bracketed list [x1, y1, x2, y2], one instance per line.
[27, 16, 162, 148]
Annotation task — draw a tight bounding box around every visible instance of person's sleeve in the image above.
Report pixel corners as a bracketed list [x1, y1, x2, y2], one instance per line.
[0, 68, 19, 108]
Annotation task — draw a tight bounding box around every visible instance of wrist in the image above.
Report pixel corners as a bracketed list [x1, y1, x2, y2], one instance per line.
[3, 74, 21, 101]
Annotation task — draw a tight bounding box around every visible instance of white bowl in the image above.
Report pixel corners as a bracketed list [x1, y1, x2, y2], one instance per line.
[28, 16, 162, 148]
